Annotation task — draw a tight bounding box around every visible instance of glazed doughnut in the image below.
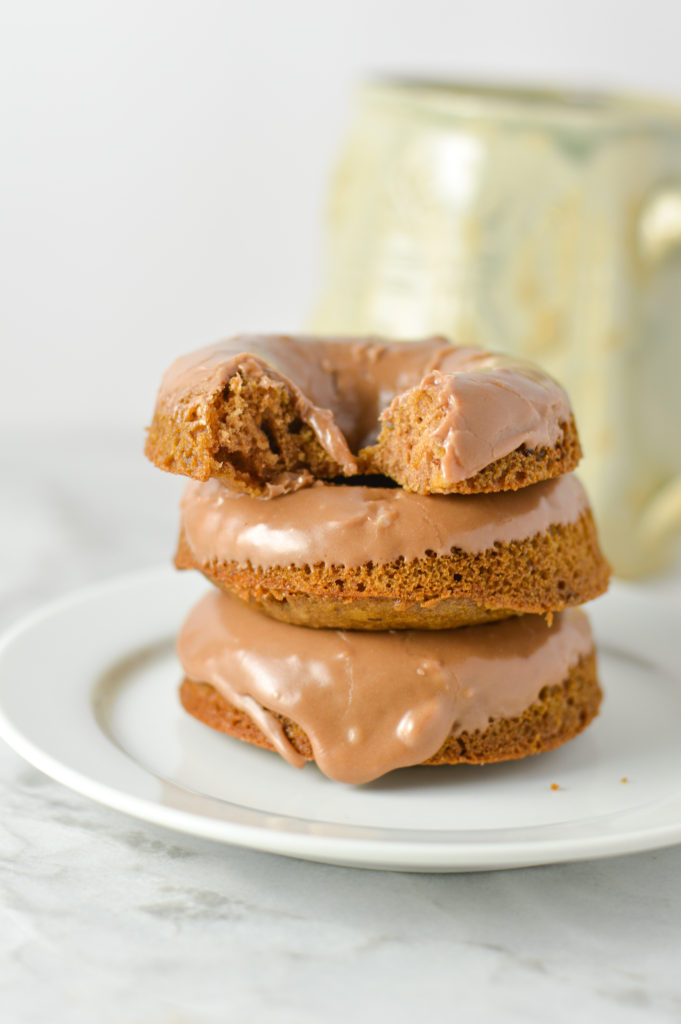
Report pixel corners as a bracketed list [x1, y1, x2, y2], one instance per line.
[177, 593, 600, 784]
[145, 335, 581, 496]
[175, 474, 610, 630]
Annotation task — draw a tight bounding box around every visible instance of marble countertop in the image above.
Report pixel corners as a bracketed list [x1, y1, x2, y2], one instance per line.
[2, 428, 681, 1023]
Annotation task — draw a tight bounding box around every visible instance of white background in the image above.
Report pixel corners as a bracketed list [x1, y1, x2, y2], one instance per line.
[3, 0, 681, 430]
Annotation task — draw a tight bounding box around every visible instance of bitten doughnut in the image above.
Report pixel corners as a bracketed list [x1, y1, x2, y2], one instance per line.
[145, 335, 581, 497]
[177, 593, 600, 784]
[175, 474, 610, 630]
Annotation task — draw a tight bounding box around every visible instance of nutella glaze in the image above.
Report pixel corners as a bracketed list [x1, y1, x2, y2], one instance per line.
[178, 593, 594, 784]
[159, 335, 572, 487]
[180, 474, 589, 569]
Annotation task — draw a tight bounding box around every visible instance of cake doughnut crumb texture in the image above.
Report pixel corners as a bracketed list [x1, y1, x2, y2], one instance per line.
[145, 335, 581, 496]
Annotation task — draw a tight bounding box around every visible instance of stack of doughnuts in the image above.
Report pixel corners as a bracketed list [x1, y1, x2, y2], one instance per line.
[146, 335, 610, 785]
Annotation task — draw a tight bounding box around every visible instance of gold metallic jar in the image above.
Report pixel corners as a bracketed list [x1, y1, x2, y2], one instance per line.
[311, 81, 681, 576]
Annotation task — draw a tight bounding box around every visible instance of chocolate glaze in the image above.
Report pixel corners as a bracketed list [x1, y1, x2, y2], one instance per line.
[177, 594, 594, 784]
[158, 335, 572, 486]
[180, 474, 589, 569]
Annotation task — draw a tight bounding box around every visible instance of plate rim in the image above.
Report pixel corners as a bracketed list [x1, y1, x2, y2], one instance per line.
[1, 567, 681, 872]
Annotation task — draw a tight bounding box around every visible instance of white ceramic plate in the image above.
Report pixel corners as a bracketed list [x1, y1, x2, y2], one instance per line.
[1, 568, 680, 872]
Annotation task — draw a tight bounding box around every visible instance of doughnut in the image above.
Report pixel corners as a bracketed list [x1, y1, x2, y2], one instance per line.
[175, 474, 610, 630]
[145, 335, 581, 497]
[177, 592, 600, 785]
[145, 333, 606, 784]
